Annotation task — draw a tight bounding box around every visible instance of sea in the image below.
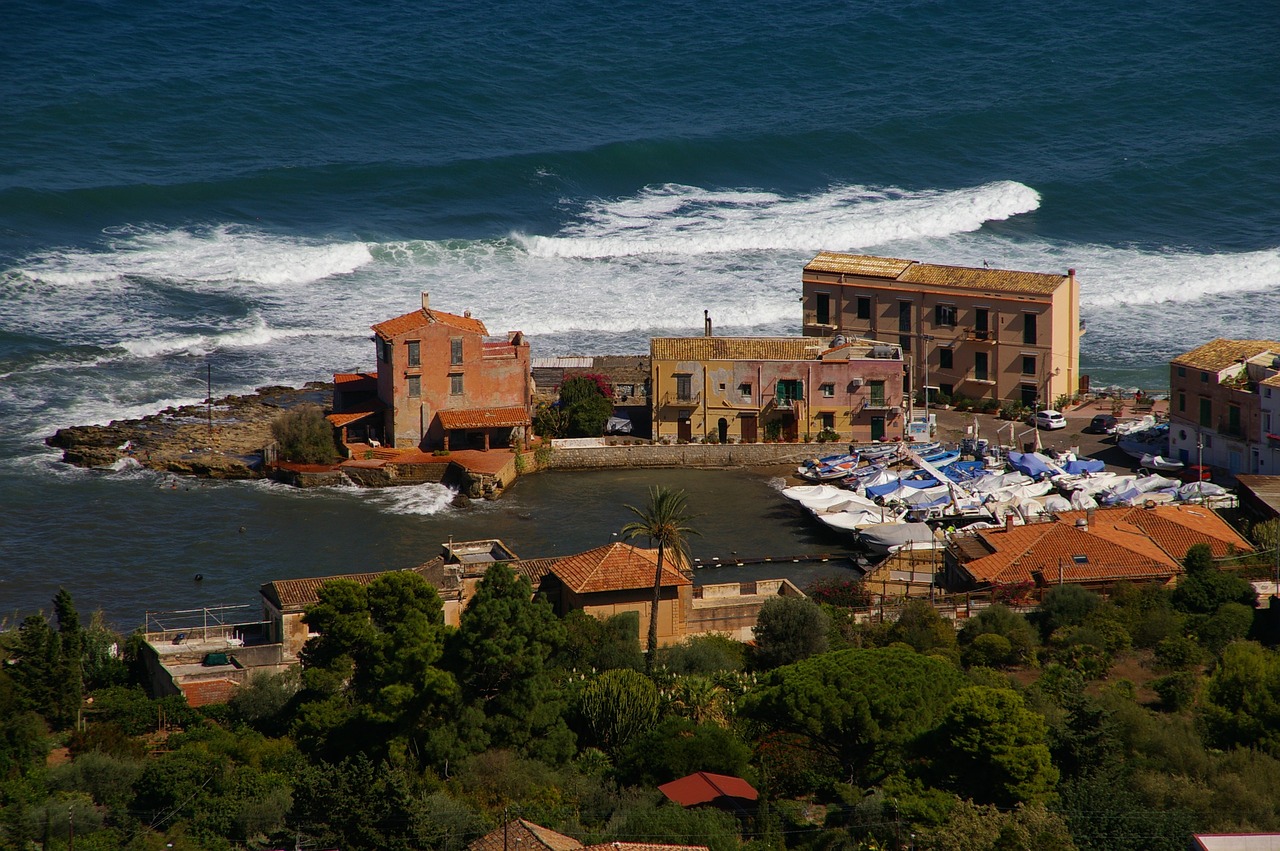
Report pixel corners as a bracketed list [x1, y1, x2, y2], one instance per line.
[2, 0, 1277, 627]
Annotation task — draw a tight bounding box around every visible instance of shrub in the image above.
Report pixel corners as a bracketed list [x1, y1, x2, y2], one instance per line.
[1153, 671, 1199, 711]
[271, 405, 338, 464]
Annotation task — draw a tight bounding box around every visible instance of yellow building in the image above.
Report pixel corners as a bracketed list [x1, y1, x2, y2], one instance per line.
[801, 253, 1083, 408]
[650, 335, 907, 444]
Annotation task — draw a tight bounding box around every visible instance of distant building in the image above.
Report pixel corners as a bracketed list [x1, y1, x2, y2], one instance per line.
[1167, 338, 1280, 476]
[801, 252, 1083, 408]
[649, 335, 906, 444]
[329, 292, 533, 452]
[659, 771, 759, 811]
[946, 505, 1253, 592]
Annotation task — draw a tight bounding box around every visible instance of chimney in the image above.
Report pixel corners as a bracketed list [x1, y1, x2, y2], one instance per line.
[1086, 507, 1095, 526]
[421, 292, 430, 312]
[704, 309, 713, 338]
[1005, 513, 1015, 534]
[464, 309, 471, 318]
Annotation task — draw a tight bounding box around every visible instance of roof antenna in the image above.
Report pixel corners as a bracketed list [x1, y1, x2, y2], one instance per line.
[704, 309, 712, 337]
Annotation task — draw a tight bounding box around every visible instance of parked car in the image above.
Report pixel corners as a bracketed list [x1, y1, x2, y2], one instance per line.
[1032, 410, 1067, 430]
[1178, 464, 1211, 483]
[1088, 414, 1118, 434]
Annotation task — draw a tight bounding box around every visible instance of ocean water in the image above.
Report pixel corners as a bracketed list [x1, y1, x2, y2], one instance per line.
[2, 0, 1277, 623]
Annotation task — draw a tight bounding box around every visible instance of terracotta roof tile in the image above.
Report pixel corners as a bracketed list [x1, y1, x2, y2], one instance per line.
[551, 543, 691, 594]
[1170, 339, 1280, 373]
[659, 772, 759, 807]
[953, 505, 1252, 587]
[651, 337, 825, 362]
[334, 371, 377, 386]
[326, 397, 386, 428]
[437, 406, 531, 430]
[373, 307, 489, 339]
[805, 251, 1069, 296]
[469, 820, 582, 851]
[581, 844, 709, 851]
[180, 678, 240, 708]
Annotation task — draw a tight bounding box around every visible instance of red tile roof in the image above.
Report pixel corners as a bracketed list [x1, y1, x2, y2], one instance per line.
[180, 678, 240, 707]
[373, 307, 488, 339]
[261, 560, 445, 612]
[551, 543, 691, 595]
[581, 844, 709, 851]
[326, 397, 386, 428]
[659, 772, 759, 807]
[953, 506, 1252, 587]
[437, 406, 531, 430]
[334, 371, 377, 387]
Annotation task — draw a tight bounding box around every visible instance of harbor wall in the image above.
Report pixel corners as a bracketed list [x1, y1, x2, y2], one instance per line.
[537, 441, 850, 470]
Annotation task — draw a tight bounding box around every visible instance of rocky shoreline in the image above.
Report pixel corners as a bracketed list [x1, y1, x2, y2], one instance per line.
[46, 384, 331, 479]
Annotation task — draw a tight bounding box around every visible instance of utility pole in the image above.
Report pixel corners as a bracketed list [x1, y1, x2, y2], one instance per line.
[921, 334, 935, 439]
[206, 360, 213, 444]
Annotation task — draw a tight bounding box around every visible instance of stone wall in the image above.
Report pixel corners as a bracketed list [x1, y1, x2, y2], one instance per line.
[539, 441, 847, 471]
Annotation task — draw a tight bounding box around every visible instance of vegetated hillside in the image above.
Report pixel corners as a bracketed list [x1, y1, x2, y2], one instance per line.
[5, 537, 1280, 851]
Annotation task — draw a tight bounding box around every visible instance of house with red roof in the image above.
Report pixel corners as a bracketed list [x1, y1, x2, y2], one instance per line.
[946, 504, 1253, 592]
[329, 292, 533, 452]
[659, 771, 759, 811]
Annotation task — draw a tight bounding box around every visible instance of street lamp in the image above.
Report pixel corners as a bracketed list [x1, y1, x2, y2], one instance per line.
[921, 334, 935, 439]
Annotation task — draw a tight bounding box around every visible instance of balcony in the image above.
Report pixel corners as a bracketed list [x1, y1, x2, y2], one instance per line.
[962, 327, 996, 344]
[662, 391, 701, 408]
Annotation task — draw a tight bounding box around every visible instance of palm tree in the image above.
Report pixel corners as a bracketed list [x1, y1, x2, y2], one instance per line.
[621, 485, 699, 673]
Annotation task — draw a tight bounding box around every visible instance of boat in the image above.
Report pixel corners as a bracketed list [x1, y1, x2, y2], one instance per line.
[1118, 423, 1169, 460]
[1140, 453, 1184, 471]
[853, 443, 902, 461]
[795, 453, 859, 481]
[1115, 415, 1156, 436]
[817, 504, 906, 533]
[858, 522, 938, 556]
[920, 448, 961, 467]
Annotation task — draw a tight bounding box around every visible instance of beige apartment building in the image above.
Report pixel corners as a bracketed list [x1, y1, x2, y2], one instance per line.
[650, 335, 906, 443]
[801, 253, 1083, 408]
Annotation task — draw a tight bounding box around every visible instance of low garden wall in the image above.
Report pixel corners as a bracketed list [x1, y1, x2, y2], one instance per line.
[538, 441, 844, 471]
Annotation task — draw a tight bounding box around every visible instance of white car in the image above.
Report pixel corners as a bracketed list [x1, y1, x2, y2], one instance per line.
[1032, 409, 1067, 430]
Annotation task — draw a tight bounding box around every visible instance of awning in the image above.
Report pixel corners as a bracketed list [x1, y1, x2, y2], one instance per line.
[437, 406, 531, 430]
[326, 399, 385, 428]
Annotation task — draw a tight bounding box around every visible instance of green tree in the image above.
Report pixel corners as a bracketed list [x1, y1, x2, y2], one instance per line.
[1035, 584, 1100, 639]
[887, 600, 957, 656]
[958, 604, 1038, 667]
[10, 614, 64, 726]
[752, 596, 830, 670]
[447, 563, 574, 762]
[659, 633, 745, 675]
[1174, 543, 1257, 614]
[295, 572, 458, 764]
[1197, 602, 1256, 654]
[575, 668, 660, 755]
[617, 716, 753, 786]
[621, 485, 699, 672]
[606, 799, 742, 851]
[271, 404, 338, 463]
[1200, 641, 1280, 753]
[742, 647, 965, 785]
[557, 610, 645, 672]
[560, 376, 613, 438]
[923, 686, 1059, 807]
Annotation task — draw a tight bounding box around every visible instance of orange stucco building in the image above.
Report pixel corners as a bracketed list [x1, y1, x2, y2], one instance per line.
[332, 293, 533, 452]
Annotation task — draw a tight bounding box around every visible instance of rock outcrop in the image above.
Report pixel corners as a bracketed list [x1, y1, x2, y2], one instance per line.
[46, 383, 332, 480]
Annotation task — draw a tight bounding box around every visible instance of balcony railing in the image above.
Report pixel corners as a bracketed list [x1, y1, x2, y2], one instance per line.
[662, 391, 700, 407]
[962, 327, 995, 343]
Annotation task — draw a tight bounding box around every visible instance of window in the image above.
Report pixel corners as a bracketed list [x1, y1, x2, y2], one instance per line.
[377, 338, 392, 363]
[974, 308, 990, 338]
[974, 351, 989, 381]
[1265, 412, 1272, 432]
[450, 373, 464, 396]
[898, 301, 912, 332]
[820, 382, 835, 398]
[1023, 313, 1037, 345]
[717, 382, 726, 393]
[676, 374, 692, 401]
[1201, 372, 1209, 383]
[617, 384, 634, 398]
[1178, 392, 1185, 412]
[777, 379, 804, 405]
[857, 297, 871, 320]
[1022, 355, 1036, 375]
[820, 412, 835, 430]
[899, 334, 912, 353]
[450, 338, 463, 365]
[869, 381, 886, 407]
[1228, 404, 1242, 435]
[739, 383, 752, 400]
[939, 348, 953, 370]
[407, 340, 420, 367]
[940, 383, 954, 397]
[1177, 366, 1186, 377]
[1199, 397, 1211, 427]
[816, 293, 831, 325]
[935, 304, 957, 327]
[407, 375, 420, 397]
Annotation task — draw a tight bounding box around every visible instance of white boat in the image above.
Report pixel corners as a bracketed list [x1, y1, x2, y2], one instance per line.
[858, 522, 938, 556]
[1115, 415, 1156, 436]
[1118, 424, 1169, 460]
[817, 505, 906, 533]
[1140, 453, 1184, 471]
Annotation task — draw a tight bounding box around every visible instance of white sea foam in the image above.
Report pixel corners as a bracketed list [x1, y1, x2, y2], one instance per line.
[518, 180, 1042, 258]
[357, 483, 457, 516]
[11, 225, 374, 289]
[116, 314, 328, 359]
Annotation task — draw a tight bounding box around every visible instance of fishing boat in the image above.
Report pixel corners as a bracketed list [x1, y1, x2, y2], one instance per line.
[1139, 453, 1184, 471]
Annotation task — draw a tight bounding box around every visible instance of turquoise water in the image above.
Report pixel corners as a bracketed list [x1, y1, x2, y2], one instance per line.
[1, 0, 1277, 621]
